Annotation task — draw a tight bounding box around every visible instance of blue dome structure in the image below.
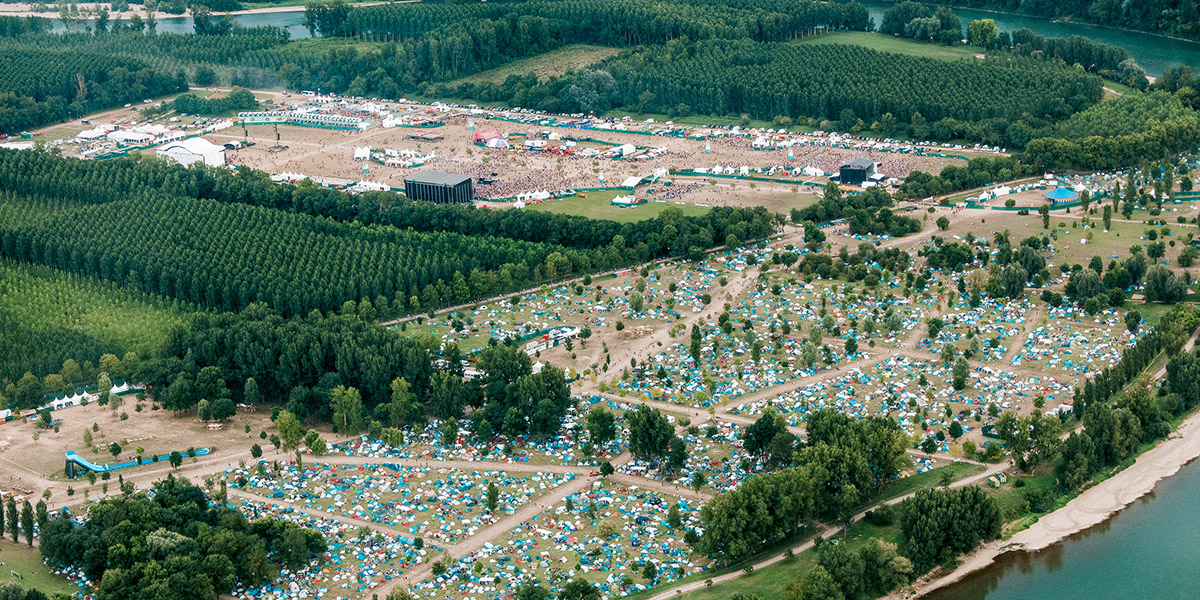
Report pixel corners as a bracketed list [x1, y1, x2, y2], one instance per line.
[1045, 186, 1080, 203]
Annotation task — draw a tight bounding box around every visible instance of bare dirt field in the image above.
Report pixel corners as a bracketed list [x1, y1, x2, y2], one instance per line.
[201, 109, 973, 208]
[0, 393, 276, 497]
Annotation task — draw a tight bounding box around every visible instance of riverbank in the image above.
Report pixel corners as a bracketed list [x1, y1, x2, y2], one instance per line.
[0, 1, 389, 20]
[894, 403, 1200, 599]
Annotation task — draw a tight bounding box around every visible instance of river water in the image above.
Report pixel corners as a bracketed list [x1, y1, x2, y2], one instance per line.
[922, 458, 1200, 600]
[49, 10, 312, 38]
[859, 0, 1200, 76]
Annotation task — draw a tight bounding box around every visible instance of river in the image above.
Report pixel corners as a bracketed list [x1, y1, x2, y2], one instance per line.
[48, 10, 312, 38]
[922, 458, 1200, 600]
[860, 0, 1200, 76]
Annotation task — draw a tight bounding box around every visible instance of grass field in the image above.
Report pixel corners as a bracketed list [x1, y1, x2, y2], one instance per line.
[797, 32, 985, 62]
[0, 540, 76, 596]
[520, 190, 710, 222]
[0, 259, 202, 380]
[449, 45, 620, 86]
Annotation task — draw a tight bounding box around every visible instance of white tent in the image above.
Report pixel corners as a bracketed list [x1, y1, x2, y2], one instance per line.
[157, 138, 224, 167]
[613, 143, 636, 156]
[486, 138, 509, 149]
[802, 166, 824, 177]
[353, 147, 371, 161]
[76, 128, 109, 141]
[108, 131, 152, 144]
[621, 175, 643, 188]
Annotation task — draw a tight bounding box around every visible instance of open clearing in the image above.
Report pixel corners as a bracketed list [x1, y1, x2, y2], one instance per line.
[797, 32, 985, 62]
[0, 541, 74, 595]
[450, 44, 620, 86]
[515, 189, 710, 222]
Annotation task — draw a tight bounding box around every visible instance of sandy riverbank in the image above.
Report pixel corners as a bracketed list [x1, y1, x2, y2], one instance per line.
[894, 404, 1200, 598]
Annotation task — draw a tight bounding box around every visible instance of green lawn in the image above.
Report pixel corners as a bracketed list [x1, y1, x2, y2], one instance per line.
[0, 540, 76, 596]
[797, 32, 986, 62]
[449, 45, 620, 86]
[521, 190, 709, 223]
[878, 462, 984, 502]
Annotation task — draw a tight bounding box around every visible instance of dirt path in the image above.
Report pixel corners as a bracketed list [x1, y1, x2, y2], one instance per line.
[1000, 303, 1043, 364]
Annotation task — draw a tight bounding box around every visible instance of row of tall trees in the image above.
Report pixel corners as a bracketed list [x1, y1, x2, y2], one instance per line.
[340, 0, 872, 44]
[0, 192, 590, 316]
[0, 149, 777, 271]
[476, 40, 1103, 132]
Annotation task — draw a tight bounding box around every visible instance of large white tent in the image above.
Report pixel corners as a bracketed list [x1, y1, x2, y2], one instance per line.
[157, 138, 225, 167]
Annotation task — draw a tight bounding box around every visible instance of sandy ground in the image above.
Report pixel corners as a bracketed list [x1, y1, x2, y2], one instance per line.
[205, 113, 971, 212]
[0, 393, 277, 500]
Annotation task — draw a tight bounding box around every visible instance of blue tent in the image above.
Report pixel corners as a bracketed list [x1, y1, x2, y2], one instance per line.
[1045, 187, 1080, 202]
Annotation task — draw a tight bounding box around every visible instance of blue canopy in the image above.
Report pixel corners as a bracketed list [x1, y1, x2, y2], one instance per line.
[1045, 187, 1080, 201]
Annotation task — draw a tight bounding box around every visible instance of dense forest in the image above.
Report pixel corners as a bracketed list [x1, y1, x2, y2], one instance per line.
[0, 47, 187, 133]
[0, 192, 592, 316]
[38, 475, 327, 600]
[0, 148, 775, 382]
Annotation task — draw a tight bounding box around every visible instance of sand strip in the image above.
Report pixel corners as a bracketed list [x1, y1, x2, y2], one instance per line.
[899, 405, 1200, 598]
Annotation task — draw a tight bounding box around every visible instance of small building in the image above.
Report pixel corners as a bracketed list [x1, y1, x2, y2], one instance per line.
[156, 137, 225, 167]
[839, 158, 876, 186]
[403, 171, 474, 204]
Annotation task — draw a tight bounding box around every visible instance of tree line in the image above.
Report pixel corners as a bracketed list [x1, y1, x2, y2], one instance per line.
[0, 15, 50, 37]
[989, 305, 1198, 515]
[433, 40, 1103, 135]
[0, 149, 778, 267]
